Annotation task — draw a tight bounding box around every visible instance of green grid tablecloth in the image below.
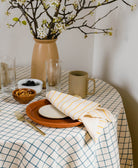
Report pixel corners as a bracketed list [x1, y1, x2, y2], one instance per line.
[0, 66, 133, 168]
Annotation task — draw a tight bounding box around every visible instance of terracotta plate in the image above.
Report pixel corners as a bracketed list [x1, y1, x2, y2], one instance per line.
[26, 99, 82, 128]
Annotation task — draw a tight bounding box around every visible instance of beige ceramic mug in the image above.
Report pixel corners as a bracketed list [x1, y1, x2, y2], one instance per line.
[69, 71, 95, 98]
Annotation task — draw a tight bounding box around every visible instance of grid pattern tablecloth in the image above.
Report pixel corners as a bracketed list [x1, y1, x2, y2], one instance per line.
[0, 66, 133, 168]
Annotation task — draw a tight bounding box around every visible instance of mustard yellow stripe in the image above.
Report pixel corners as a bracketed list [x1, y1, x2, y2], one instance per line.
[77, 104, 100, 120]
[91, 104, 99, 109]
[56, 94, 69, 107]
[60, 96, 75, 111]
[77, 104, 101, 119]
[103, 109, 111, 121]
[53, 92, 62, 104]
[95, 137, 98, 141]
[76, 101, 94, 119]
[64, 99, 80, 113]
[99, 119, 106, 123]
[68, 100, 86, 116]
[47, 91, 52, 97]
[93, 109, 102, 118]
[96, 107, 111, 121]
[50, 90, 57, 100]
[96, 132, 101, 134]
[98, 125, 103, 128]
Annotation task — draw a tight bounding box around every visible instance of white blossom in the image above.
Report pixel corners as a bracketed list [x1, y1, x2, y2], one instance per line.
[55, 23, 65, 30]
[46, 0, 60, 7]
[37, 26, 47, 39]
[68, 14, 75, 20]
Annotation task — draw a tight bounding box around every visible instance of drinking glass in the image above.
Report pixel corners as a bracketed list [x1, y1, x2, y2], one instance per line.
[0, 55, 16, 94]
[46, 59, 61, 92]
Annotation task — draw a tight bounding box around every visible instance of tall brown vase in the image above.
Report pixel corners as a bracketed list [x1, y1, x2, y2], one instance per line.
[31, 39, 59, 88]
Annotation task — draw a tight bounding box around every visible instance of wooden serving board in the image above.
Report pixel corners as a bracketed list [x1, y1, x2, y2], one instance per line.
[26, 99, 82, 128]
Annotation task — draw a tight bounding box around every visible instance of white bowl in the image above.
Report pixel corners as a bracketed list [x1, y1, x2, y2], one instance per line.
[17, 79, 43, 94]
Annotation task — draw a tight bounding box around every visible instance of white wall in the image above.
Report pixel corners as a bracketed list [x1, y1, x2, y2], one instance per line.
[93, 1, 138, 167]
[0, 3, 94, 74]
[0, 1, 138, 167]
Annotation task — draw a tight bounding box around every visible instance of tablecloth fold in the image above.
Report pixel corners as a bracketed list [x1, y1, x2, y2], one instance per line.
[46, 90, 115, 141]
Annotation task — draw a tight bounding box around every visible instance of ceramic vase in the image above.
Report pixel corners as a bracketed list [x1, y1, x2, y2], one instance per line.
[31, 38, 59, 88]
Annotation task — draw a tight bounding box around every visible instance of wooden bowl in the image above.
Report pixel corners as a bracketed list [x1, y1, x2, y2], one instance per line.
[12, 88, 36, 104]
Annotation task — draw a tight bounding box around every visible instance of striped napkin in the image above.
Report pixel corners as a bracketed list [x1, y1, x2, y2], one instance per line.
[46, 90, 115, 142]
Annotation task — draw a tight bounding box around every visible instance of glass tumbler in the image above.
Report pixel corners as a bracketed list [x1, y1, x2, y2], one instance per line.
[0, 55, 16, 94]
[46, 59, 61, 92]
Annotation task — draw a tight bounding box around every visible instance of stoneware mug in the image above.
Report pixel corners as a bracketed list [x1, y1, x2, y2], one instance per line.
[69, 71, 95, 98]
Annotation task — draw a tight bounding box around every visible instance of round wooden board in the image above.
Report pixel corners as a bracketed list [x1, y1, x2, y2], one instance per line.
[26, 99, 82, 128]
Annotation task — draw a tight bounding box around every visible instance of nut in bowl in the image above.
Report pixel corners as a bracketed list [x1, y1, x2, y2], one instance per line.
[12, 88, 36, 104]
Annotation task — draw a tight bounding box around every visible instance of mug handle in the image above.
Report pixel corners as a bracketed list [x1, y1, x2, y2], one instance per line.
[87, 78, 96, 95]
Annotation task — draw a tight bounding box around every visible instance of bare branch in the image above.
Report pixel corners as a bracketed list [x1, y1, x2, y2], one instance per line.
[91, 6, 118, 28]
[66, 6, 118, 36]
[122, 0, 131, 7]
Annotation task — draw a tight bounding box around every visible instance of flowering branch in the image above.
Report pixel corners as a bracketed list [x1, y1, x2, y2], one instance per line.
[66, 6, 118, 37]
[2, 0, 134, 39]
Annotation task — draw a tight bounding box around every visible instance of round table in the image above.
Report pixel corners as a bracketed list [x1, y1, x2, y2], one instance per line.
[0, 66, 133, 168]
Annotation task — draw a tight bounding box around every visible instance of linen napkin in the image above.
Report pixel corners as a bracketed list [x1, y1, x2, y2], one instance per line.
[46, 90, 115, 142]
